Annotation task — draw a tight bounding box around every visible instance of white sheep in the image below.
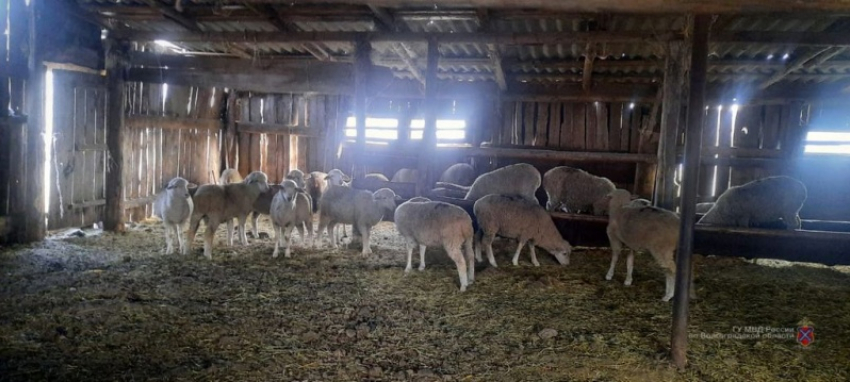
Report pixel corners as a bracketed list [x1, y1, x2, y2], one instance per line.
[187, 171, 270, 260]
[219, 168, 243, 185]
[473, 194, 572, 267]
[394, 200, 476, 291]
[436, 163, 541, 202]
[439, 163, 476, 186]
[317, 186, 398, 255]
[270, 179, 314, 258]
[407, 196, 431, 203]
[153, 177, 194, 255]
[698, 176, 807, 230]
[391, 168, 419, 183]
[543, 166, 616, 215]
[366, 173, 390, 182]
[604, 189, 694, 302]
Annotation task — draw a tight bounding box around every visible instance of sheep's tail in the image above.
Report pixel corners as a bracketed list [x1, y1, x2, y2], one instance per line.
[435, 182, 470, 192]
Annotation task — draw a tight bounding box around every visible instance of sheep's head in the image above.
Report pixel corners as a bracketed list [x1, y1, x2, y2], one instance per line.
[279, 179, 299, 202]
[372, 188, 399, 214]
[603, 189, 633, 212]
[244, 171, 270, 193]
[325, 169, 350, 186]
[285, 169, 306, 189]
[166, 177, 191, 199]
[550, 243, 572, 266]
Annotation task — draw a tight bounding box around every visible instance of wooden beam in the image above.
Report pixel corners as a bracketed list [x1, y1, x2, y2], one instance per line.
[671, 14, 711, 371]
[418, 37, 440, 194]
[353, 38, 370, 177]
[581, 42, 596, 91]
[367, 5, 396, 30]
[235, 121, 321, 137]
[104, 39, 128, 232]
[470, 145, 658, 163]
[759, 47, 833, 89]
[115, 30, 682, 45]
[655, 40, 689, 210]
[23, 0, 46, 242]
[712, 31, 850, 46]
[125, 115, 221, 131]
[505, 82, 658, 102]
[487, 44, 507, 91]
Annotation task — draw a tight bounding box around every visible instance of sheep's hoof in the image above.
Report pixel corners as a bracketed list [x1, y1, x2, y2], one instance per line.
[624, 279, 633, 286]
[605, 273, 614, 281]
[661, 295, 673, 302]
[418, 265, 425, 271]
[532, 262, 541, 267]
[404, 267, 412, 274]
[459, 285, 467, 292]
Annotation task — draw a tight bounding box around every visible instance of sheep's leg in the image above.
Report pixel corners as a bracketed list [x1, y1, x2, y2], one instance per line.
[238, 215, 249, 246]
[163, 222, 175, 255]
[463, 237, 475, 284]
[418, 244, 427, 271]
[528, 242, 540, 267]
[473, 230, 483, 262]
[605, 226, 623, 281]
[187, 215, 202, 255]
[272, 223, 282, 258]
[482, 233, 498, 268]
[448, 247, 469, 292]
[511, 239, 528, 266]
[359, 224, 372, 256]
[327, 222, 339, 249]
[176, 224, 187, 255]
[226, 220, 235, 247]
[304, 221, 314, 248]
[404, 240, 415, 273]
[251, 212, 260, 239]
[624, 250, 635, 286]
[283, 225, 294, 258]
[203, 221, 218, 260]
[317, 217, 330, 248]
[662, 270, 675, 302]
[294, 222, 304, 246]
[656, 250, 677, 302]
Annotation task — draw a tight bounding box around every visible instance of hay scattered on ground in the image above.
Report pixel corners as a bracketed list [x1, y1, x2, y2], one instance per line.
[1, 217, 849, 381]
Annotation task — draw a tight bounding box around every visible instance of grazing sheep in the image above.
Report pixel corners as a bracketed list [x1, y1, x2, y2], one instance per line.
[306, 171, 328, 213]
[391, 168, 420, 183]
[366, 173, 390, 182]
[153, 177, 194, 255]
[317, 186, 398, 255]
[219, 168, 243, 185]
[285, 169, 307, 189]
[543, 166, 616, 215]
[473, 194, 572, 267]
[394, 200, 476, 291]
[695, 202, 714, 214]
[604, 189, 694, 302]
[187, 171, 270, 260]
[270, 180, 314, 258]
[437, 163, 541, 202]
[439, 163, 476, 187]
[698, 176, 807, 230]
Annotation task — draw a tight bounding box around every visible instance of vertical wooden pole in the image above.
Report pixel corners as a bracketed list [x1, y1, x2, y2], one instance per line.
[104, 39, 128, 232]
[655, 40, 690, 209]
[418, 37, 439, 195]
[0, 0, 10, 217]
[23, 0, 45, 242]
[671, 14, 710, 370]
[353, 38, 371, 178]
[7, 0, 27, 242]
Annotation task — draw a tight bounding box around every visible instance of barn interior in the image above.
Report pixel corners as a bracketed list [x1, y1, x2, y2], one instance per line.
[1, 0, 850, 381]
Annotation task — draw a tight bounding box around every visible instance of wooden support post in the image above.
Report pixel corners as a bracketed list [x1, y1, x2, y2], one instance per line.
[418, 37, 439, 195]
[581, 42, 597, 91]
[655, 40, 690, 209]
[671, 14, 711, 371]
[23, 0, 46, 242]
[353, 38, 371, 178]
[488, 44, 507, 91]
[104, 39, 128, 232]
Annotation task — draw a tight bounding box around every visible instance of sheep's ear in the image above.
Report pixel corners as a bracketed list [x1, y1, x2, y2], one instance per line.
[394, 195, 403, 201]
[342, 175, 352, 182]
[166, 179, 179, 189]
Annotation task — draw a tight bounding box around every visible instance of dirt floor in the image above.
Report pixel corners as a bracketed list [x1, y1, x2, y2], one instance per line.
[1, 216, 849, 382]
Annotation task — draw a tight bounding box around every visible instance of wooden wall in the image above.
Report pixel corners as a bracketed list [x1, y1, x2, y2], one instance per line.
[122, 83, 224, 222]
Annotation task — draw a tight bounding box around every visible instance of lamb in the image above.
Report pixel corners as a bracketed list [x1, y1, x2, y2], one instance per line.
[270, 180, 314, 258]
[186, 171, 270, 260]
[439, 163, 476, 186]
[317, 186, 398, 255]
[604, 189, 694, 302]
[285, 169, 307, 189]
[698, 176, 807, 230]
[394, 200, 476, 291]
[306, 171, 328, 213]
[473, 194, 572, 267]
[543, 166, 616, 215]
[153, 177, 194, 255]
[219, 168, 243, 185]
[391, 168, 419, 183]
[437, 163, 541, 202]
[695, 202, 714, 214]
[366, 173, 390, 181]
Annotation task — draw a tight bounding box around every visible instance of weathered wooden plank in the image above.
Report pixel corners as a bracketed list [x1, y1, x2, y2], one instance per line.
[72, 86, 89, 226]
[48, 75, 75, 229]
[608, 102, 622, 152]
[559, 102, 573, 149]
[522, 102, 535, 146]
[193, 128, 210, 185]
[237, 95, 252, 177]
[234, 122, 322, 136]
[596, 102, 609, 151]
[263, 94, 278, 180]
[699, 106, 720, 199]
[585, 102, 598, 150]
[82, 87, 100, 226]
[570, 103, 587, 150]
[166, 85, 192, 118]
[546, 102, 561, 149]
[621, 104, 633, 151]
[125, 115, 221, 131]
[534, 102, 549, 147]
[730, 105, 762, 187]
[309, 95, 325, 172]
[499, 101, 514, 145]
[714, 105, 734, 196]
[249, 96, 263, 174]
[762, 104, 782, 151]
[629, 105, 642, 153]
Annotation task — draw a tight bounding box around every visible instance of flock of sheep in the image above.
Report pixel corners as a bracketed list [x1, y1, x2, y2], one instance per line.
[153, 162, 807, 301]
